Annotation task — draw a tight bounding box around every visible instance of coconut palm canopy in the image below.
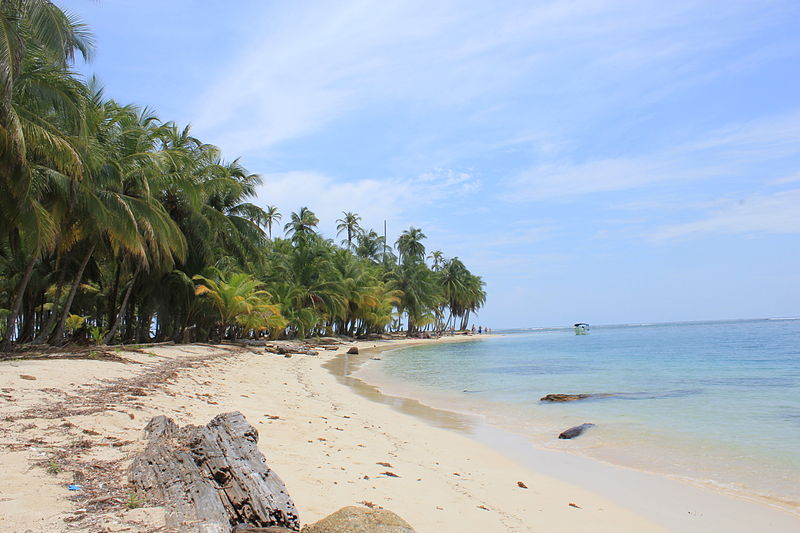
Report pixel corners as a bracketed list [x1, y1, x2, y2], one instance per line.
[0, 1, 486, 350]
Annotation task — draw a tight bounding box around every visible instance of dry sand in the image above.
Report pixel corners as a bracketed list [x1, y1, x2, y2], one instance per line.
[0, 338, 798, 533]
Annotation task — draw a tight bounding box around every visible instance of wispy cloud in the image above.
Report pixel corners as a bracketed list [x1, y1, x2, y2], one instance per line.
[502, 110, 800, 202]
[256, 167, 479, 238]
[651, 189, 800, 240]
[190, 0, 790, 158]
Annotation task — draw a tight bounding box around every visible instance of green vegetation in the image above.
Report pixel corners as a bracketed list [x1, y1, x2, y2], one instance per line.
[46, 460, 62, 475]
[126, 493, 144, 509]
[0, 1, 485, 352]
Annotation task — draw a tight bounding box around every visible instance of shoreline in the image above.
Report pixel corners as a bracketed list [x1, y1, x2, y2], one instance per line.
[0, 338, 798, 532]
[334, 336, 800, 532]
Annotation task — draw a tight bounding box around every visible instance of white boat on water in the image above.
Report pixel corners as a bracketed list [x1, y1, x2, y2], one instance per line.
[574, 323, 590, 335]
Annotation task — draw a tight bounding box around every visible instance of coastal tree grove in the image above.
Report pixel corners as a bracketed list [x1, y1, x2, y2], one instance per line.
[0, 0, 486, 351]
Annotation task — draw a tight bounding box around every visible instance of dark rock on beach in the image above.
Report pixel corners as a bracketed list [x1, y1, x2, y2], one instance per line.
[346, 346, 359, 354]
[301, 506, 416, 533]
[558, 423, 595, 439]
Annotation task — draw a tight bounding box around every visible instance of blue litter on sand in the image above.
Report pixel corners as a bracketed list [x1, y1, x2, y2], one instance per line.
[68, 484, 81, 491]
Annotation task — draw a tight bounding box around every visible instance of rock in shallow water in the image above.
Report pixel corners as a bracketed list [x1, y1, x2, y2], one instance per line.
[540, 393, 616, 402]
[301, 506, 416, 533]
[558, 423, 595, 439]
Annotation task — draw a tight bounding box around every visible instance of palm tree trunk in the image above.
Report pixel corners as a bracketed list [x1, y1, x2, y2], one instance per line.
[107, 260, 122, 328]
[1, 253, 38, 352]
[33, 265, 68, 344]
[49, 243, 96, 345]
[103, 269, 138, 344]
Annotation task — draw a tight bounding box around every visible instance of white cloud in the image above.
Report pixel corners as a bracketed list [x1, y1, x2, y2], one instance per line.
[502, 156, 727, 202]
[651, 189, 800, 240]
[503, 110, 800, 202]
[770, 171, 800, 185]
[256, 168, 479, 238]
[190, 0, 783, 157]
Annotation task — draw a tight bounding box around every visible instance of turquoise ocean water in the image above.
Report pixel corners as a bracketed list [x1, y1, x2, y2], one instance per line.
[372, 319, 800, 510]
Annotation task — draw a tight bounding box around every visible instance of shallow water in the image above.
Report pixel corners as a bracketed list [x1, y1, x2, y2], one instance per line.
[369, 319, 800, 511]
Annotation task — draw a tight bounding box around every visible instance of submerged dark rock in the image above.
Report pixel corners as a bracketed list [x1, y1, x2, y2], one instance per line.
[558, 423, 595, 439]
[540, 393, 616, 402]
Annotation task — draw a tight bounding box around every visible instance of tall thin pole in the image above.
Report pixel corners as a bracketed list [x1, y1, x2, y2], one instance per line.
[383, 220, 387, 259]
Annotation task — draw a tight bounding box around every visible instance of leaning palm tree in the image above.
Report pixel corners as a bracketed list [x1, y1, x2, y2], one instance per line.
[336, 211, 362, 251]
[264, 205, 282, 239]
[0, 1, 93, 349]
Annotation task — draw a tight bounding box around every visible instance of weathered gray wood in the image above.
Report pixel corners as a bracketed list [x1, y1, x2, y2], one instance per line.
[129, 412, 300, 532]
[265, 344, 319, 356]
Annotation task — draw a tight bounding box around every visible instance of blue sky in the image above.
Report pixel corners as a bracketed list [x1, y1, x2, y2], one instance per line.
[62, 0, 800, 328]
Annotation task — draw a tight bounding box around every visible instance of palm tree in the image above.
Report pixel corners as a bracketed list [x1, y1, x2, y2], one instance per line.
[336, 211, 362, 251]
[284, 206, 319, 243]
[428, 250, 445, 271]
[193, 271, 279, 339]
[48, 99, 187, 344]
[396, 227, 426, 264]
[355, 230, 389, 263]
[264, 205, 282, 239]
[0, 1, 93, 349]
[391, 260, 439, 336]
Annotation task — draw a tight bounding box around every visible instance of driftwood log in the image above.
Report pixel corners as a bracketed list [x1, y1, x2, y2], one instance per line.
[265, 344, 319, 356]
[129, 412, 300, 532]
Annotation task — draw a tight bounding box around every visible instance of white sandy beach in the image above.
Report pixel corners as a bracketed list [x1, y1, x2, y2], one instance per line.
[1, 338, 798, 532]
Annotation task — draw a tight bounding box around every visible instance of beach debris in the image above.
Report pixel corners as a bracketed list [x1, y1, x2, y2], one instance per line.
[517, 481, 528, 489]
[129, 412, 299, 531]
[68, 484, 82, 491]
[19, 374, 37, 380]
[264, 414, 281, 420]
[376, 461, 393, 467]
[371, 357, 381, 360]
[346, 346, 359, 354]
[540, 393, 616, 402]
[233, 526, 296, 532]
[380, 471, 400, 477]
[569, 502, 582, 509]
[266, 344, 319, 356]
[478, 505, 491, 511]
[303, 506, 416, 533]
[360, 500, 380, 508]
[558, 423, 595, 439]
